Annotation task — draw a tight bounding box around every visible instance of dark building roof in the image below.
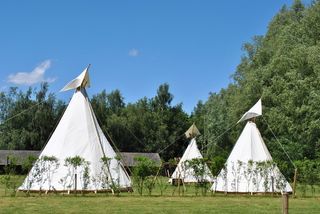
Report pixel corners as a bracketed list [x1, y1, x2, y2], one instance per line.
[0, 150, 40, 165]
[0, 150, 161, 167]
[119, 152, 162, 167]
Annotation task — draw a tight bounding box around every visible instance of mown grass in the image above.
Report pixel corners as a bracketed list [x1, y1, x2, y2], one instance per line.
[0, 175, 319, 213]
[1, 194, 319, 214]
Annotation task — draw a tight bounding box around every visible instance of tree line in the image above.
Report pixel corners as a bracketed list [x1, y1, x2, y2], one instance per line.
[0, 0, 319, 181]
[0, 82, 191, 161]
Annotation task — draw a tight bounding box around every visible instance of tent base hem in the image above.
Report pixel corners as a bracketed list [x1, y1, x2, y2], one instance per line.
[211, 190, 292, 195]
[17, 187, 133, 194]
[169, 179, 214, 186]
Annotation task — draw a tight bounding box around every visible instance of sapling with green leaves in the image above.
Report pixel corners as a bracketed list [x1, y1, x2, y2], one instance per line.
[26, 158, 45, 194]
[100, 155, 124, 195]
[113, 155, 122, 193]
[230, 162, 236, 192]
[42, 156, 59, 192]
[21, 155, 59, 195]
[0, 155, 18, 196]
[22, 155, 37, 174]
[186, 158, 211, 196]
[133, 156, 158, 195]
[144, 176, 156, 196]
[243, 160, 254, 192]
[63, 156, 88, 193]
[100, 156, 112, 189]
[157, 176, 169, 196]
[236, 160, 243, 192]
[221, 164, 228, 193]
[209, 156, 226, 178]
[254, 161, 264, 192]
[258, 161, 273, 193]
[80, 161, 90, 191]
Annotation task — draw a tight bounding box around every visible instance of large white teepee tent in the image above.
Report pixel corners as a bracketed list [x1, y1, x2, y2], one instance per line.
[211, 99, 292, 193]
[19, 66, 131, 192]
[169, 124, 214, 184]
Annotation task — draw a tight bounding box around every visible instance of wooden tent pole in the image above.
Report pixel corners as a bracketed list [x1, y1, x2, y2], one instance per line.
[282, 192, 289, 214]
[292, 168, 298, 197]
[182, 164, 186, 194]
[152, 163, 162, 187]
[74, 173, 77, 195]
[87, 98, 116, 194]
[178, 167, 181, 196]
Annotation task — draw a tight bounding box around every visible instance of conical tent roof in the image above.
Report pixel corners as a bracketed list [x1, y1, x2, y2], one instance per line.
[19, 68, 131, 192]
[169, 138, 214, 183]
[212, 121, 292, 193]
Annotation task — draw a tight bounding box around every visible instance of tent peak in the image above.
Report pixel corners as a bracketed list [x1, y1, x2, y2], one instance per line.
[185, 123, 200, 139]
[60, 64, 91, 92]
[237, 98, 262, 124]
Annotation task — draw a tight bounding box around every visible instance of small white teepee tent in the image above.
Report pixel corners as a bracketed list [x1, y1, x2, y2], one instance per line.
[169, 124, 214, 184]
[211, 99, 292, 193]
[19, 66, 131, 192]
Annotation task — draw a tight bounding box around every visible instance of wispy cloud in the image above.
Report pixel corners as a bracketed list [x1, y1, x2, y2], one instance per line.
[7, 60, 56, 85]
[0, 86, 7, 91]
[128, 48, 140, 57]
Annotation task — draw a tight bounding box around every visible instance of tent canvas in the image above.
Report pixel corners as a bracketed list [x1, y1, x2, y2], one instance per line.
[19, 67, 131, 192]
[169, 138, 214, 183]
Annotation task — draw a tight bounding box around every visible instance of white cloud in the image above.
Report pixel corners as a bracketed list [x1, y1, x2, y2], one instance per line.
[7, 60, 56, 85]
[128, 48, 140, 57]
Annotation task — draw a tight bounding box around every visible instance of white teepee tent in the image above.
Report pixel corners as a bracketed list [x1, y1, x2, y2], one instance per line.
[211, 99, 292, 193]
[169, 124, 214, 184]
[19, 66, 131, 192]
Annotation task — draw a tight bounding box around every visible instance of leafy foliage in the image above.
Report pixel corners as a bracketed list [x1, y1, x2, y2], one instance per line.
[186, 158, 212, 196]
[0, 155, 19, 196]
[295, 159, 320, 196]
[90, 83, 190, 160]
[132, 156, 158, 195]
[0, 83, 65, 150]
[21, 155, 38, 174]
[193, 0, 320, 180]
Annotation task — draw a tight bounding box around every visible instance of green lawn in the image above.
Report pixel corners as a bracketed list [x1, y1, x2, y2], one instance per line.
[0, 175, 319, 213]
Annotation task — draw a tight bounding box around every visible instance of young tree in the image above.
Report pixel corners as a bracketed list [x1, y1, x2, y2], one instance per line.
[132, 156, 158, 195]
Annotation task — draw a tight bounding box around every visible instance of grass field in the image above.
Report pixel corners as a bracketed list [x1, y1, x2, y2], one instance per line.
[0, 175, 319, 213]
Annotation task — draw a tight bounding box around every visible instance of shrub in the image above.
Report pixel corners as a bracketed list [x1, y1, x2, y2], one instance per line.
[22, 155, 37, 174]
[295, 159, 320, 196]
[0, 155, 19, 196]
[133, 156, 158, 195]
[186, 158, 211, 196]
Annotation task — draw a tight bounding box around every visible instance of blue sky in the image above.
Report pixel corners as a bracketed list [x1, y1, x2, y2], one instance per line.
[0, 0, 310, 113]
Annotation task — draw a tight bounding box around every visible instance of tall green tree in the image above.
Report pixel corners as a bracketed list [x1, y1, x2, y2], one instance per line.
[197, 0, 320, 179]
[0, 83, 65, 150]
